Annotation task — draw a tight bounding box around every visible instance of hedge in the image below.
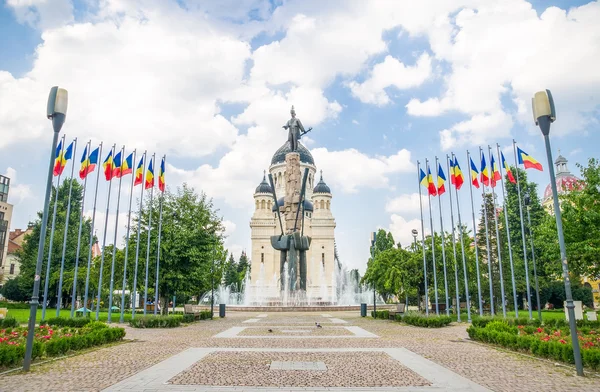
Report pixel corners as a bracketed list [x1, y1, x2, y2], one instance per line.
[371, 310, 389, 319]
[0, 317, 19, 328]
[467, 323, 600, 370]
[471, 316, 600, 330]
[129, 315, 183, 328]
[0, 301, 30, 309]
[401, 312, 453, 328]
[41, 317, 91, 328]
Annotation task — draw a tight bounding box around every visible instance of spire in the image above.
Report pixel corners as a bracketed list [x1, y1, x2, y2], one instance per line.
[255, 171, 273, 194]
[554, 150, 570, 176]
[313, 170, 331, 194]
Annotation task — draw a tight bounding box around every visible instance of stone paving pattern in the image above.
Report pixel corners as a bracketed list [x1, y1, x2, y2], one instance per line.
[169, 351, 430, 387]
[0, 311, 599, 391]
[238, 326, 354, 336]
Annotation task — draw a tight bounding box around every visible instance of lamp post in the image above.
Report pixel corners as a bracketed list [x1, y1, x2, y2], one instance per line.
[524, 192, 542, 321]
[410, 229, 418, 309]
[532, 89, 583, 376]
[23, 87, 68, 371]
[370, 231, 376, 316]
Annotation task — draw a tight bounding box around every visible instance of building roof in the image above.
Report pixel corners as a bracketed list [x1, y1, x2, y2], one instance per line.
[271, 141, 314, 166]
[255, 172, 274, 194]
[543, 153, 583, 201]
[271, 197, 314, 212]
[7, 239, 21, 255]
[313, 171, 331, 194]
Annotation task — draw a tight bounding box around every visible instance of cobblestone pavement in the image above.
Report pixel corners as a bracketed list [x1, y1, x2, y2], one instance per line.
[0, 311, 599, 391]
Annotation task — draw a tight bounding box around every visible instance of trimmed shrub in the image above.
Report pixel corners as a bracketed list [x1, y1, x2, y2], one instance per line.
[0, 301, 30, 309]
[129, 315, 183, 328]
[371, 310, 389, 319]
[182, 314, 195, 323]
[0, 316, 19, 328]
[42, 317, 90, 328]
[401, 312, 452, 328]
[199, 310, 212, 320]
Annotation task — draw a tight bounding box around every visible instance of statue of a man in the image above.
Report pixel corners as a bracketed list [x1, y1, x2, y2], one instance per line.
[283, 105, 312, 152]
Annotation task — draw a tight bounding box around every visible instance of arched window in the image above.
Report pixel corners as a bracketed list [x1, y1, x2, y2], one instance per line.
[255, 200, 259, 210]
[261, 253, 264, 263]
[261, 200, 266, 209]
[326, 200, 330, 209]
[320, 200, 324, 209]
[322, 253, 325, 266]
[268, 200, 272, 209]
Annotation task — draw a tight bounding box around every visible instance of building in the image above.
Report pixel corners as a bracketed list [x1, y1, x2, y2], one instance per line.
[542, 153, 583, 212]
[2, 227, 34, 283]
[0, 175, 13, 285]
[249, 140, 336, 301]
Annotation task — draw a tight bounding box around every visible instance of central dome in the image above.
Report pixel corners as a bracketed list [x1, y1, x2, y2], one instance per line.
[271, 141, 314, 166]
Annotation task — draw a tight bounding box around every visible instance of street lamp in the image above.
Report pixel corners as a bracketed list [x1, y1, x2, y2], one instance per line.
[370, 231, 376, 316]
[523, 192, 542, 321]
[410, 229, 418, 310]
[411, 229, 418, 250]
[532, 89, 583, 376]
[23, 87, 68, 371]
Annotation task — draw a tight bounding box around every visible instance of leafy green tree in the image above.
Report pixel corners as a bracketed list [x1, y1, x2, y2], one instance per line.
[0, 276, 29, 301]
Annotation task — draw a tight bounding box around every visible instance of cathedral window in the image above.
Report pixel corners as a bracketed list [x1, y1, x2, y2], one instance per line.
[322, 253, 325, 266]
[261, 253, 264, 263]
[261, 200, 266, 209]
[326, 201, 330, 209]
[320, 200, 324, 209]
[255, 200, 259, 210]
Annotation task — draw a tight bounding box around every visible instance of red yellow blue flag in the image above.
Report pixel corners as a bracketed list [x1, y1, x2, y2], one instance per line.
[158, 157, 165, 192]
[480, 152, 490, 187]
[453, 157, 464, 190]
[103, 150, 115, 181]
[79, 145, 99, 180]
[437, 163, 446, 196]
[501, 152, 516, 184]
[490, 154, 501, 188]
[419, 167, 437, 196]
[112, 151, 123, 178]
[53, 140, 73, 176]
[517, 147, 543, 171]
[470, 157, 480, 189]
[114, 152, 133, 178]
[134, 156, 144, 186]
[145, 158, 155, 189]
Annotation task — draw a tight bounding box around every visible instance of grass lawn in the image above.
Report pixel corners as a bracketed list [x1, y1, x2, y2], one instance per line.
[5, 308, 137, 324]
[420, 309, 570, 323]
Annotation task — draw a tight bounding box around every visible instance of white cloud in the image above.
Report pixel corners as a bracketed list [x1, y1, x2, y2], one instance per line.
[4, 167, 33, 204]
[311, 148, 415, 193]
[385, 193, 428, 216]
[352, 119, 359, 125]
[7, 0, 73, 30]
[388, 214, 428, 249]
[348, 53, 432, 106]
[439, 111, 513, 151]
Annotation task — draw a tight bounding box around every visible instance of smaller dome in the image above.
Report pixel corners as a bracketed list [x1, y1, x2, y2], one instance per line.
[313, 171, 331, 194]
[255, 172, 273, 194]
[543, 175, 582, 201]
[271, 197, 314, 212]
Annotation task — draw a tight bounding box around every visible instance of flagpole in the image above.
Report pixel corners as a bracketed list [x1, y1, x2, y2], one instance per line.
[488, 146, 507, 318]
[497, 144, 519, 317]
[56, 138, 78, 316]
[96, 144, 116, 320]
[108, 146, 125, 323]
[42, 134, 66, 321]
[426, 159, 439, 315]
[480, 147, 495, 315]
[446, 155, 461, 322]
[435, 157, 450, 316]
[70, 141, 91, 318]
[144, 153, 156, 316]
[120, 149, 137, 323]
[452, 153, 472, 322]
[513, 140, 534, 319]
[83, 143, 103, 317]
[154, 155, 165, 316]
[467, 151, 483, 316]
[417, 161, 429, 315]
[131, 152, 147, 319]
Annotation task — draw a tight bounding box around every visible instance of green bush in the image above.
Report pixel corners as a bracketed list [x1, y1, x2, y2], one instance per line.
[401, 312, 452, 328]
[371, 310, 389, 319]
[0, 344, 26, 366]
[0, 301, 30, 309]
[0, 316, 19, 328]
[129, 315, 183, 328]
[42, 317, 90, 328]
[485, 321, 518, 335]
[182, 314, 195, 323]
[199, 310, 212, 320]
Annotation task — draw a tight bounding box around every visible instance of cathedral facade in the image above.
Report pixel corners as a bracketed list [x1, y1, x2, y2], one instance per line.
[249, 140, 336, 301]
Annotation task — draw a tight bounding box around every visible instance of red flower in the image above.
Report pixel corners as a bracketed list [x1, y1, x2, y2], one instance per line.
[536, 327, 543, 333]
[559, 339, 567, 344]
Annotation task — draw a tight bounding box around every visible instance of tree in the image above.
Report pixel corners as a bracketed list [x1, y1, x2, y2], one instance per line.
[0, 276, 29, 302]
[223, 254, 239, 288]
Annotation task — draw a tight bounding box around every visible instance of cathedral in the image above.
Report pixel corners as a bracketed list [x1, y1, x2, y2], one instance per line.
[249, 140, 336, 302]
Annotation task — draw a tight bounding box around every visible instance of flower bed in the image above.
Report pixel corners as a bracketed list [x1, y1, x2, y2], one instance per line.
[129, 315, 183, 328]
[0, 321, 125, 368]
[467, 320, 600, 370]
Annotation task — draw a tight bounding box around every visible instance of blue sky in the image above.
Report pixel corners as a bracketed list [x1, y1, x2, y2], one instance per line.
[1, 0, 599, 273]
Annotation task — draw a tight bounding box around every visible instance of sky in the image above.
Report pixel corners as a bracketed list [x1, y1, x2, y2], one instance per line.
[0, 0, 599, 274]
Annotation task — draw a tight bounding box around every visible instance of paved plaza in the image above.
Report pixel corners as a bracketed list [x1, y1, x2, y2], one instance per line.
[1, 312, 599, 391]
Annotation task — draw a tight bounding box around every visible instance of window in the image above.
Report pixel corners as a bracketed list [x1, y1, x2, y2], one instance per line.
[261, 200, 266, 209]
[9, 264, 15, 275]
[322, 253, 325, 266]
[326, 201, 330, 209]
[261, 253, 264, 263]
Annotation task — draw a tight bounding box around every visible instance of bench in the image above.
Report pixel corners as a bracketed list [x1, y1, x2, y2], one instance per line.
[389, 303, 406, 320]
[184, 304, 206, 320]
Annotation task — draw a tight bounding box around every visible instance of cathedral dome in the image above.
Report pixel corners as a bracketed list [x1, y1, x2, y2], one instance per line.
[271, 141, 314, 166]
[543, 154, 583, 201]
[271, 197, 314, 212]
[313, 171, 331, 194]
[255, 173, 273, 194]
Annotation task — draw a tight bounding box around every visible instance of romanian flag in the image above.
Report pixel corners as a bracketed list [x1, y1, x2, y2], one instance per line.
[517, 147, 543, 171]
[53, 140, 73, 176]
[112, 151, 123, 178]
[480, 153, 490, 187]
[103, 150, 115, 181]
[490, 154, 501, 188]
[419, 167, 437, 196]
[158, 157, 165, 192]
[114, 152, 133, 178]
[437, 163, 446, 196]
[501, 152, 516, 184]
[470, 157, 480, 188]
[453, 157, 464, 190]
[145, 158, 154, 190]
[79, 146, 99, 180]
[134, 157, 144, 186]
